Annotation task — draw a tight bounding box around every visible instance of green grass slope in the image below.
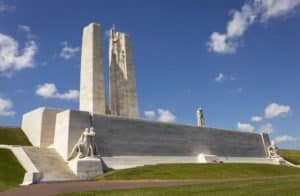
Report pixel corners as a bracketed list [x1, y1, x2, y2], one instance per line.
[279, 149, 300, 165]
[0, 149, 25, 192]
[0, 127, 31, 146]
[62, 176, 300, 196]
[96, 163, 300, 180]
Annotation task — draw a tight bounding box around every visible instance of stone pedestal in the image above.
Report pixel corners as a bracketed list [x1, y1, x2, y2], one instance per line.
[68, 157, 103, 179]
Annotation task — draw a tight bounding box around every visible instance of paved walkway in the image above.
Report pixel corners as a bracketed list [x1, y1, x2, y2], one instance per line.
[2, 175, 300, 196]
[0, 179, 237, 196]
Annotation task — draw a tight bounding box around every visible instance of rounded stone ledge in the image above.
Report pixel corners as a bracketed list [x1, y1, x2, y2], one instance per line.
[0, 144, 12, 149]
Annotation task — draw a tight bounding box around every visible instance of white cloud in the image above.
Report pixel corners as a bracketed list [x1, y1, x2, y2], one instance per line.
[0, 97, 15, 116]
[237, 122, 255, 132]
[0, 33, 38, 73]
[18, 25, 34, 39]
[36, 83, 79, 100]
[60, 41, 80, 60]
[227, 4, 256, 38]
[215, 73, 225, 82]
[208, 0, 300, 54]
[258, 123, 274, 134]
[259, 0, 300, 21]
[208, 32, 235, 54]
[144, 110, 156, 120]
[58, 90, 79, 100]
[274, 135, 298, 143]
[157, 109, 176, 123]
[265, 103, 290, 118]
[0, 1, 15, 13]
[18, 25, 31, 33]
[251, 115, 263, 122]
[144, 108, 176, 123]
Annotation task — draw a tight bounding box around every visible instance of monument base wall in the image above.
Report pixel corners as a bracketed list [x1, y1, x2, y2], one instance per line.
[101, 156, 276, 170]
[22, 107, 63, 147]
[52, 110, 270, 161]
[53, 110, 90, 159]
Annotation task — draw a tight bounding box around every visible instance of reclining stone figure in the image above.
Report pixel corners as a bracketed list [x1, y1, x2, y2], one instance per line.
[68, 127, 99, 161]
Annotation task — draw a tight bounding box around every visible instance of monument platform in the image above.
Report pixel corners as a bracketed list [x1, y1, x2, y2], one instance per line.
[20, 107, 278, 178]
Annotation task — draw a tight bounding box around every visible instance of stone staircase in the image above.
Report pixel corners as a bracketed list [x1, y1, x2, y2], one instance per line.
[22, 147, 80, 183]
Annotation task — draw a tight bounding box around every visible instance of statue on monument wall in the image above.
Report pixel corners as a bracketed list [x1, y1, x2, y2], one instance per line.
[68, 127, 99, 161]
[197, 108, 205, 127]
[267, 141, 280, 159]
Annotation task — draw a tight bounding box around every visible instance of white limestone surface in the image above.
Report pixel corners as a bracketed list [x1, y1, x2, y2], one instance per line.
[21, 107, 63, 147]
[80, 23, 106, 115]
[197, 154, 219, 163]
[101, 155, 284, 170]
[109, 27, 139, 118]
[68, 157, 103, 179]
[53, 110, 90, 160]
[102, 156, 199, 170]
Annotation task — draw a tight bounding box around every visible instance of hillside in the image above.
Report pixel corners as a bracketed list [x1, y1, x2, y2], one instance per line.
[279, 149, 300, 165]
[0, 149, 25, 192]
[0, 127, 31, 146]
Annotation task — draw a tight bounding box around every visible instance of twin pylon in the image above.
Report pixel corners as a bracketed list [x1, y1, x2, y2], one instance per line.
[79, 23, 139, 118]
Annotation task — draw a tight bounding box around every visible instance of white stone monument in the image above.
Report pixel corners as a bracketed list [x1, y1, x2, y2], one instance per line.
[109, 25, 139, 118]
[68, 127, 103, 179]
[79, 23, 106, 115]
[197, 107, 205, 127]
[267, 141, 287, 165]
[19, 22, 288, 184]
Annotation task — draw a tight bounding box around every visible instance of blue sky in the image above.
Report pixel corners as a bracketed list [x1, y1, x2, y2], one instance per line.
[0, 0, 299, 149]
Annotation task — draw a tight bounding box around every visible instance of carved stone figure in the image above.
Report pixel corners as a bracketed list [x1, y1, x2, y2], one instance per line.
[268, 141, 280, 158]
[68, 127, 99, 161]
[197, 108, 205, 127]
[109, 25, 139, 118]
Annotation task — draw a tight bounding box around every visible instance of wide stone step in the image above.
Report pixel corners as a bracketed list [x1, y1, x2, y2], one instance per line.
[22, 147, 80, 182]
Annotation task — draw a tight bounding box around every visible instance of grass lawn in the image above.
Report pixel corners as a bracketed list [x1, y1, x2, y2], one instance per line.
[62, 176, 300, 196]
[279, 149, 300, 165]
[96, 163, 300, 180]
[0, 149, 25, 192]
[0, 127, 31, 146]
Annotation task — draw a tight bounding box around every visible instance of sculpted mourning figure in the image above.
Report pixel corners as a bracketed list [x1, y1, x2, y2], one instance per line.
[68, 127, 99, 161]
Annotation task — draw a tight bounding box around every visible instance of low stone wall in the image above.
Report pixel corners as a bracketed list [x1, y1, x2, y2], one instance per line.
[53, 110, 269, 160]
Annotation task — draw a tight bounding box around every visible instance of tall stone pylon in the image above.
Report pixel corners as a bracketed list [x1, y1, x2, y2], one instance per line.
[109, 25, 139, 118]
[80, 23, 106, 115]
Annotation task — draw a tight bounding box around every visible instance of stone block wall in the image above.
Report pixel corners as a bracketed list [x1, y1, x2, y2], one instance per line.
[22, 107, 63, 147]
[53, 110, 269, 160]
[53, 110, 90, 160]
[93, 115, 268, 157]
